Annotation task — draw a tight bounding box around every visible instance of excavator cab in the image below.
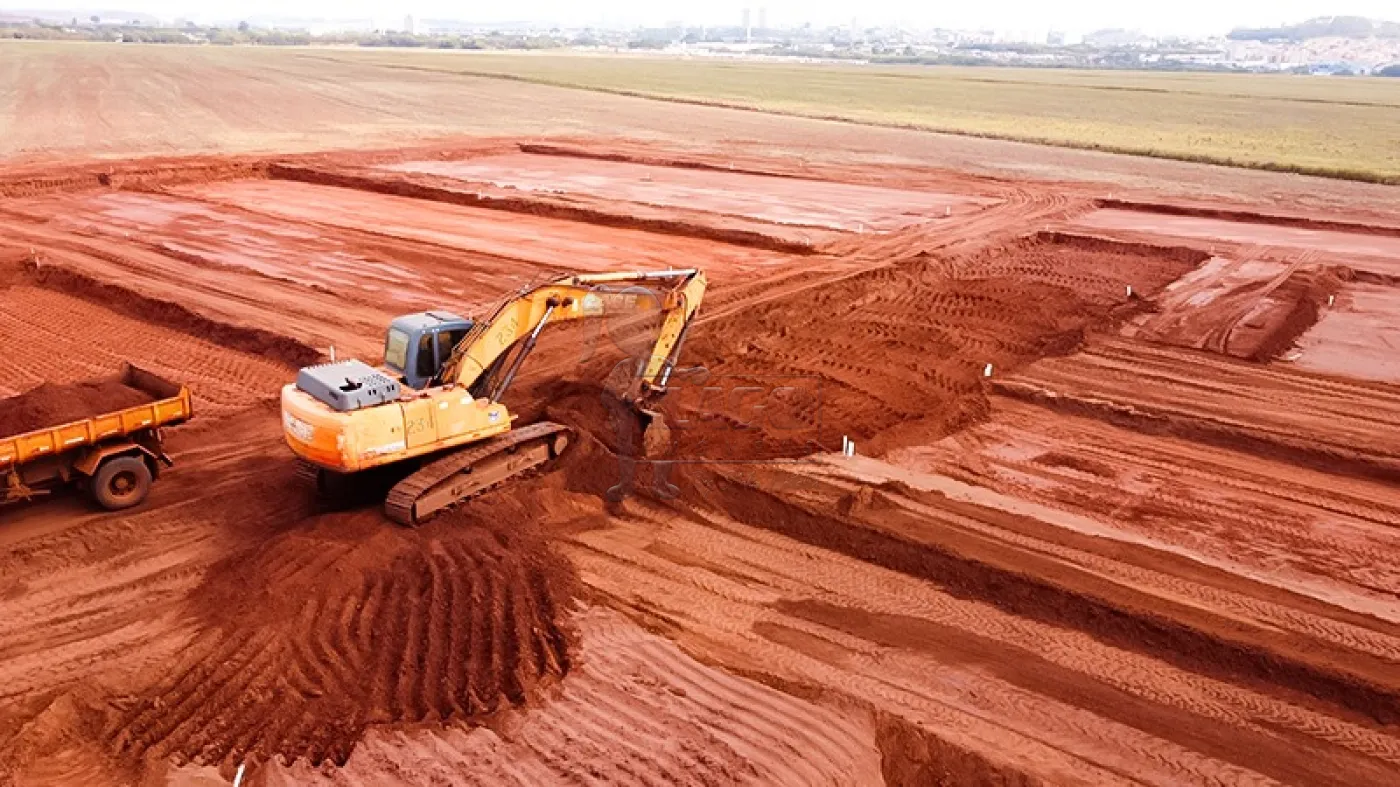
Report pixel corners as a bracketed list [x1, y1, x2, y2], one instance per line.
[382, 311, 474, 390]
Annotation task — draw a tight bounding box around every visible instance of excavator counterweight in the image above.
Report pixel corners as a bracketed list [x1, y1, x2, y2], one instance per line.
[280, 268, 706, 525]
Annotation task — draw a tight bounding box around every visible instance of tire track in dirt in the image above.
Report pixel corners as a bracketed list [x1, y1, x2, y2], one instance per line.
[994, 336, 1400, 482]
[892, 401, 1400, 611]
[563, 493, 1400, 786]
[0, 286, 292, 409]
[865, 463, 1400, 657]
[104, 508, 576, 771]
[254, 607, 883, 787]
[656, 235, 1201, 458]
[0, 416, 306, 710]
[1119, 249, 1350, 361]
[6, 140, 1399, 787]
[690, 457, 1400, 724]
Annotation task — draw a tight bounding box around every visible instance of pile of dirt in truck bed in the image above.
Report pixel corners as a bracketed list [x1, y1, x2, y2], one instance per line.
[105, 505, 577, 772]
[0, 379, 154, 436]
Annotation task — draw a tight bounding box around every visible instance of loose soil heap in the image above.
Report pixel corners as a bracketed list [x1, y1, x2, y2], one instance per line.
[106, 506, 577, 771]
[502, 235, 1201, 467]
[666, 238, 1199, 458]
[0, 380, 154, 436]
[1131, 262, 1350, 361]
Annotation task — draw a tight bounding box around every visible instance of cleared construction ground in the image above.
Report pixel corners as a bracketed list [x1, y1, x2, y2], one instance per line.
[1, 136, 1398, 786]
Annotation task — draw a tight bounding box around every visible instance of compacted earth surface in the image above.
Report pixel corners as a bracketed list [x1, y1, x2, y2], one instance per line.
[1, 125, 1399, 786]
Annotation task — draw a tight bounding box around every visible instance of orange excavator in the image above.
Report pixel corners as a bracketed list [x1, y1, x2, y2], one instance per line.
[280, 269, 706, 525]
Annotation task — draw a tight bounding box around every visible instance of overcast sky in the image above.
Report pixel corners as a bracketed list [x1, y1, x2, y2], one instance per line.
[7, 2, 1397, 35]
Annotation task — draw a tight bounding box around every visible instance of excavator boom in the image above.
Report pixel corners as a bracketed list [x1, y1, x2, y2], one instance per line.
[440, 268, 706, 403]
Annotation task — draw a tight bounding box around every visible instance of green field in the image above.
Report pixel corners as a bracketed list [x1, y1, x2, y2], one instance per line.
[309, 51, 1400, 183]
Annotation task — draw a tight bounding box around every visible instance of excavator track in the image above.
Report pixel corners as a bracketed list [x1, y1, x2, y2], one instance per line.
[384, 421, 572, 527]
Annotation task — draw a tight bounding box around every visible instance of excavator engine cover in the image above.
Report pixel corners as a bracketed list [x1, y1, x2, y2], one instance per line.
[297, 360, 401, 412]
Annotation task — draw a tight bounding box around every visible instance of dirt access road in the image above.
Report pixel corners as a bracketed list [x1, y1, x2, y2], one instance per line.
[0, 120, 1398, 785]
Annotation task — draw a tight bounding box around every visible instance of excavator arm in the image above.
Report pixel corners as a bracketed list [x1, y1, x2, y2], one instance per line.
[438, 268, 707, 405]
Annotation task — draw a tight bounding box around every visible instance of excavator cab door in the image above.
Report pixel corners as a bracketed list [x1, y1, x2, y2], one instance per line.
[384, 328, 439, 391]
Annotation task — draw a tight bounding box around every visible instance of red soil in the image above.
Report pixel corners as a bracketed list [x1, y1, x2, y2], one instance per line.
[1124, 256, 1349, 361]
[890, 397, 1400, 622]
[2, 139, 1399, 787]
[1073, 207, 1400, 277]
[258, 607, 884, 787]
[381, 151, 994, 232]
[993, 336, 1400, 482]
[0, 379, 153, 437]
[1097, 198, 1400, 240]
[1294, 282, 1400, 384]
[108, 505, 576, 771]
[653, 234, 1200, 458]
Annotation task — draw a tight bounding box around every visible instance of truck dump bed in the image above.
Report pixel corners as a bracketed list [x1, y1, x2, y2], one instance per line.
[0, 364, 192, 470]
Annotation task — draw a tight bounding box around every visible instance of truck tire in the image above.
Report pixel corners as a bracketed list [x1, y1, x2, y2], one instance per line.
[91, 455, 153, 511]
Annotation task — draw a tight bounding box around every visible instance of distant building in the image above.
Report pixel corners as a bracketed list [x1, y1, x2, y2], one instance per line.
[742, 8, 751, 42]
[1084, 28, 1153, 48]
[995, 28, 1048, 44]
[758, 7, 767, 31]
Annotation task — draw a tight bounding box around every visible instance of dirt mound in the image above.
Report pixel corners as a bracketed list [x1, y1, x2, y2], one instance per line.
[253, 607, 884, 787]
[663, 240, 1196, 458]
[1131, 261, 1350, 361]
[0, 690, 125, 787]
[0, 379, 153, 436]
[491, 234, 1199, 471]
[106, 507, 577, 771]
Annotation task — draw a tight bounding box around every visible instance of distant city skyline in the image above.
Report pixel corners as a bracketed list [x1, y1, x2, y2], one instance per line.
[6, 1, 1399, 36]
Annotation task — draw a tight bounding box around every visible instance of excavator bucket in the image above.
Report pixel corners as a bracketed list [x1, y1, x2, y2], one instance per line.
[640, 409, 671, 459]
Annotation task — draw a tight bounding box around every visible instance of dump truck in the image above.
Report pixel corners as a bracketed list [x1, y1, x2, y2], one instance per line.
[1, 364, 193, 511]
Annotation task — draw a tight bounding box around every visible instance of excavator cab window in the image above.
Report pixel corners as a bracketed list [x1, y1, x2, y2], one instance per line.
[416, 333, 436, 380]
[435, 331, 457, 366]
[384, 328, 410, 373]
